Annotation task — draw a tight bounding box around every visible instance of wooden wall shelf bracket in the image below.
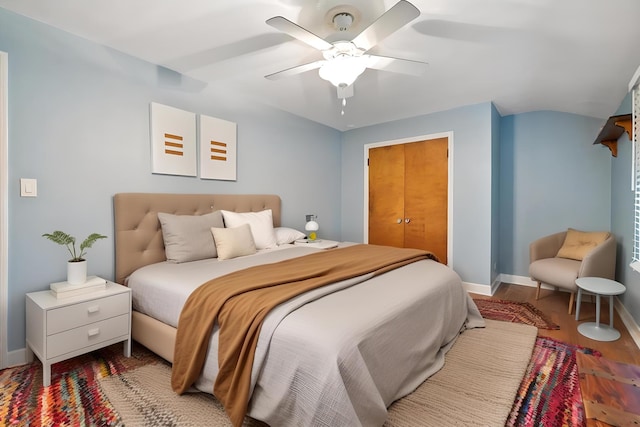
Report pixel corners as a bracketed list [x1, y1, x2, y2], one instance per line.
[593, 114, 633, 157]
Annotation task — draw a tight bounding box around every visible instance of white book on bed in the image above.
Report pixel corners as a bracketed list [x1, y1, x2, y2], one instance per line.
[294, 239, 339, 249]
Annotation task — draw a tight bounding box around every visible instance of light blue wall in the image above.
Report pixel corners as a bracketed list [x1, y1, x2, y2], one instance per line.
[498, 111, 611, 277]
[4, 5, 636, 356]
[615, 92, 632, 116]
[340, 103, 495, 286]
[1, 8, 342, 351]
[490, 104, 501, 285]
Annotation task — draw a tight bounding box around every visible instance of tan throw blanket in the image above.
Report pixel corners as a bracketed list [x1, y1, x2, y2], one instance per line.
[171, 244, 438, 427]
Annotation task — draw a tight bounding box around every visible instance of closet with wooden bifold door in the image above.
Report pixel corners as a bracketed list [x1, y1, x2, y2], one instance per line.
[368, 137, 448, 264]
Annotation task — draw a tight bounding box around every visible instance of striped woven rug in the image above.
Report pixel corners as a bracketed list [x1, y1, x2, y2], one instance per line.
[473, 298, 560, 330]
[97, 320, 536, 427]
[506, 336, 601, 426]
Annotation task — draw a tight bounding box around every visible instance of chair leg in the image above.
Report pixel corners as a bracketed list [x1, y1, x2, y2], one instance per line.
[535, 281, 541, 300]
[568, 292, 575, 315]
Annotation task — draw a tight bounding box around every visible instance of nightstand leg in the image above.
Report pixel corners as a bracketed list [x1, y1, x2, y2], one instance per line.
[123, 338, 131, 357]
[43, 362, 51, 387]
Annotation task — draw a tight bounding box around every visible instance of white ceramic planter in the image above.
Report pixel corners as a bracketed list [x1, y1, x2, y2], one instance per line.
[67, 260, 87, 285]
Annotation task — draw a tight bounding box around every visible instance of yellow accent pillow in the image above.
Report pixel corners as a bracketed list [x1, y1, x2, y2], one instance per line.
[556, 228, 610, 261]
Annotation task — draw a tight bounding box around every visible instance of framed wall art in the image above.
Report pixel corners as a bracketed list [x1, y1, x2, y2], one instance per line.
[150, 102, 197, 176]
[199, 114, 237, 181]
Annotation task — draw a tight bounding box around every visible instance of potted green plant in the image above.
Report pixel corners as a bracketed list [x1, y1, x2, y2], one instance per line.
[42, 231, 107, 285]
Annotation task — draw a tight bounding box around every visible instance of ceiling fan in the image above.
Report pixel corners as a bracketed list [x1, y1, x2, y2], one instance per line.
[265, 0, 428, 102]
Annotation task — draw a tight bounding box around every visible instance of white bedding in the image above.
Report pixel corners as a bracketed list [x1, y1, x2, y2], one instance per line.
[129, 244, 301, 328]
[128, 244, 484, 426]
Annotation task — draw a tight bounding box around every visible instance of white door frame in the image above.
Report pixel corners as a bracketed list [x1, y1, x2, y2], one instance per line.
[363, 131, 454, 267]
[0, 51, 8, 369]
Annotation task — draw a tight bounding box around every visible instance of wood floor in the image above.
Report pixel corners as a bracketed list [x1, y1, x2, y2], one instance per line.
[471, 283, 640, 365]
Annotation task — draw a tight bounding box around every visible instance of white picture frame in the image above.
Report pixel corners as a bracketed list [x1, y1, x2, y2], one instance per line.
[199, 114, 237, 181]
[150, 102, 197, 177]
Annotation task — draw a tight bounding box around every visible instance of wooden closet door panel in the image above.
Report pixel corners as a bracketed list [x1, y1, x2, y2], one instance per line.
[368, 144, 405, 247]
[404, 138, 448, 263]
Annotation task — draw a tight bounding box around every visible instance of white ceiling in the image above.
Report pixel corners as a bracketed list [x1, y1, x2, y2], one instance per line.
[2, 0, 640, 131]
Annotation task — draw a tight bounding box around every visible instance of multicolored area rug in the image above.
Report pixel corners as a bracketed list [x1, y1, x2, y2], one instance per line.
[474, 298, 560, 330]
[0, 344, 157, 426]
[506, 336, 601, 427]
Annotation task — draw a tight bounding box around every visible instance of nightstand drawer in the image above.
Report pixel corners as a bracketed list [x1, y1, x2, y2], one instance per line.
[46, 314, 129, 359]
[47, 293, 130, 335]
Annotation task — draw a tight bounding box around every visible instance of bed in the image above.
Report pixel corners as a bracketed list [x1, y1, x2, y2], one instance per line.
[113, 192, 484, 427]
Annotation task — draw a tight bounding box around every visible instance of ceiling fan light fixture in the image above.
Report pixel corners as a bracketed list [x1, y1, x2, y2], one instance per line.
[318, 55, 368, 88]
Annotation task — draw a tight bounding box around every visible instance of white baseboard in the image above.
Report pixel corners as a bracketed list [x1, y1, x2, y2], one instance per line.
[615, 298, 640, 350]
[463, 281, 492, 296]
[6, 347, 26, 368]
[499, 274, 554, 289]
[465, 274, 547, 296]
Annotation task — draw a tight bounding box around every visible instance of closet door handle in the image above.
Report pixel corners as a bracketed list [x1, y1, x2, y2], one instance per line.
[396, 218, 402, 224]
[405, 218, 411, 224]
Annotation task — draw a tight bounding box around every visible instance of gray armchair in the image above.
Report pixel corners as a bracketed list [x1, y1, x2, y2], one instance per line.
[529, 231, 616, 314]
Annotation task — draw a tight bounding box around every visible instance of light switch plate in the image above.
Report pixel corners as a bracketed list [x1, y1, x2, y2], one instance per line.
[20, 178, 37, 197]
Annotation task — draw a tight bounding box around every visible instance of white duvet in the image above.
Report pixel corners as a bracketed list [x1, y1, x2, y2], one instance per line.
[128, 244, 484, 426]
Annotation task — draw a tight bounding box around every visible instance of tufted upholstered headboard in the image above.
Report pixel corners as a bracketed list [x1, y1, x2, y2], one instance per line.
[113, 193, 281, 285]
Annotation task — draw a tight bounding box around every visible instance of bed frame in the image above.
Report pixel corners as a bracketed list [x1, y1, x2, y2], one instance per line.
[113, 193, 281, 361]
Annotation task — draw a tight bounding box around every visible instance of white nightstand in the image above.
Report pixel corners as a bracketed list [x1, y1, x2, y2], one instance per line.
[26, 281, 131, 386]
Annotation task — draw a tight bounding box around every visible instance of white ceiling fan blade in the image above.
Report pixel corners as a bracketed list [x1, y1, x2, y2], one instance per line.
[367, 55, 428, 76]
[164, 33, 290, 73]
[265, 60, 325, 80]
[351, 0, 421, 52]
[266, 16, 333, 51]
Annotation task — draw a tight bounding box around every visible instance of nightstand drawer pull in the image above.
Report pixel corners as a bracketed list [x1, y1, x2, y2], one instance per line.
[87, 328, 100, 337]
[87, 305, 100, 314]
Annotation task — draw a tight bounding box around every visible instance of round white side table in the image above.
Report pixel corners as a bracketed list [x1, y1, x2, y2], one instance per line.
[575, 277, 626, 342]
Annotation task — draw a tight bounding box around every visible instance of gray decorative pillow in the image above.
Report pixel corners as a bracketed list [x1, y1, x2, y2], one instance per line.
[158, 211, 224, 263]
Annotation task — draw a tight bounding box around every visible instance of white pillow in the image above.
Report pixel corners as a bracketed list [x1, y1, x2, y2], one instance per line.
[221, 209, 278, 249]
[274, 227, 306, 245]
[158, 211, 224, 263]
[211, 224, 257, 260]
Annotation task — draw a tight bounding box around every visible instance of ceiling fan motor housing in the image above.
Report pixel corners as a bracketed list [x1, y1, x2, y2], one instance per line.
[322, 41, 364, 60]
